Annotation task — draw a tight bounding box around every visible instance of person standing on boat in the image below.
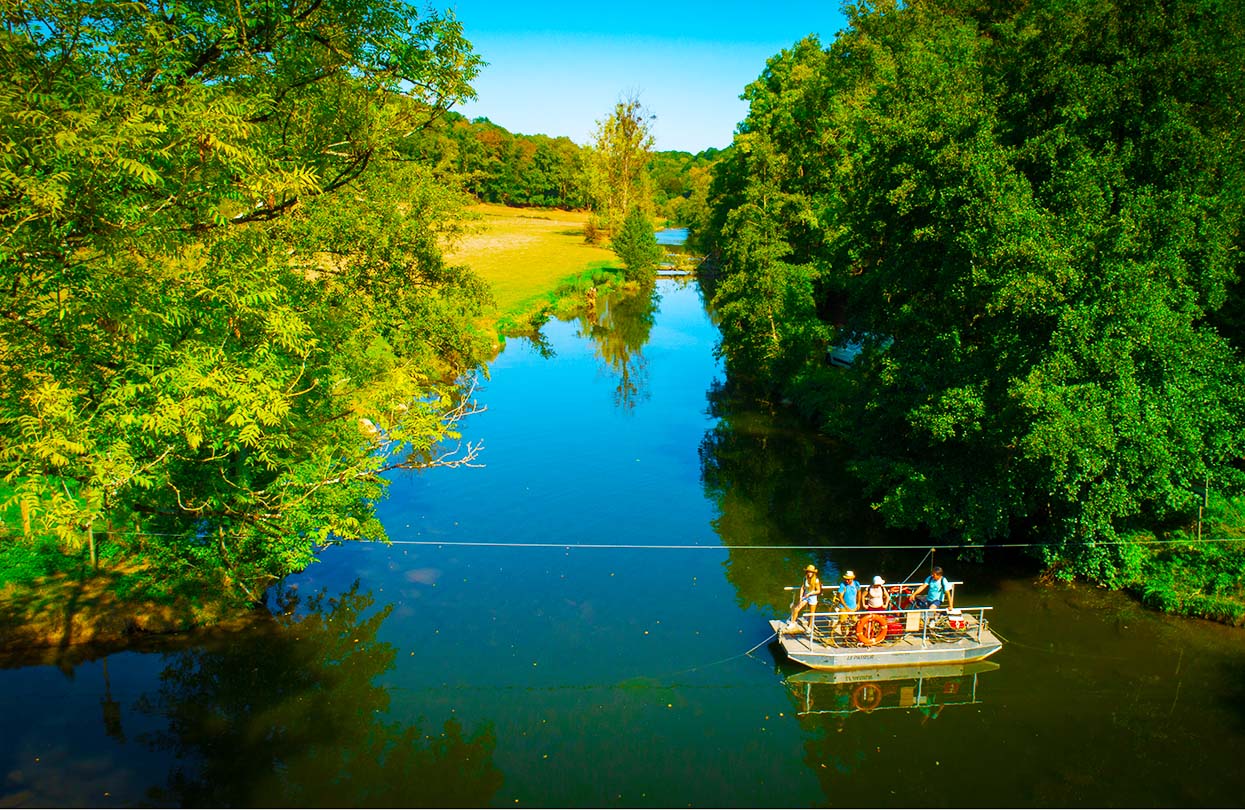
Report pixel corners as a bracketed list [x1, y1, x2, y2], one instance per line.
[788, 564, 822, 627]
[837, 570, 860, 612]
[864, 576, 891, 610]
[911, 566, 952, 610]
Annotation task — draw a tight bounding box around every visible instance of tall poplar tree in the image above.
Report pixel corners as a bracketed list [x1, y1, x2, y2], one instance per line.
[586, 96, 656, 232]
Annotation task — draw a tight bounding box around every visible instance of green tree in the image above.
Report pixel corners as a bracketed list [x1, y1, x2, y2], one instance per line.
[610, 207, 663, 282]
[586, 96, 656, 233]
[0, 0, 488, 601]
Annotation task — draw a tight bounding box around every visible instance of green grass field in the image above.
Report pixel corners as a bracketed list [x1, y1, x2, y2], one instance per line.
[445, 203, 621, 318]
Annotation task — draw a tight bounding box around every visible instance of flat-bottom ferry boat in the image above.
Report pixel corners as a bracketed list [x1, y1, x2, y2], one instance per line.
[770, 580, 1003, 671]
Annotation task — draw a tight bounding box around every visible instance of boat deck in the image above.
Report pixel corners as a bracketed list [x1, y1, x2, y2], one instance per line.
[769, 608, 1002, 671]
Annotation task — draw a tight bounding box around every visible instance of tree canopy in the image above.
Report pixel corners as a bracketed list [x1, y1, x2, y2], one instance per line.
[703, 0, 1245, 580]
[0, 0, 490, 601]
[585, 96, 656, 232]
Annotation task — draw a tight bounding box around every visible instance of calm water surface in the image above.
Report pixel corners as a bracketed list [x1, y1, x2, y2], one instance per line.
[3, 278, 1244, 807]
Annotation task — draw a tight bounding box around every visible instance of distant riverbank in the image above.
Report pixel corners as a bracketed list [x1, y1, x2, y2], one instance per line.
[444, 203, 625, 334]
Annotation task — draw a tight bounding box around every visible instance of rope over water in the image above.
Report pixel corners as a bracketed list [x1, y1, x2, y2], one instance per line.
[377, 537, 1244, 550]
[106, 532, 1245, 550]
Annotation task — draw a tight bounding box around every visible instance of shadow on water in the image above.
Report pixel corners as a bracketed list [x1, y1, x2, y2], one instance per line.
[576, 281, 659, 410]
[698, 378, 932, 613]
[1220, 652, 1245, 735]
[130, 583, 503, 808]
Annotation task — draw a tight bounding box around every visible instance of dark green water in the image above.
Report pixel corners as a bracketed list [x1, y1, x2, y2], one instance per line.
[3, 278, 1244, 807]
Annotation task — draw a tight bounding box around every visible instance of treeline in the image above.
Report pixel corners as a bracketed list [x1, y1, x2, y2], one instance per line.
[701, 0, 1245, 608]
[411, 113, 588, 208]
[650, 148, 723, 237]
[409, 110, 725, 224]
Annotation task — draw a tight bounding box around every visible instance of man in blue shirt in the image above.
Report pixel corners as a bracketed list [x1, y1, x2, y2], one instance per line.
[837, 570, 860, 612]
[911, 566, 952, 609]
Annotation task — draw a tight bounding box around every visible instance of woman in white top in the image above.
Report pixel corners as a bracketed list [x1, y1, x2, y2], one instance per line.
[864, 575, 891, 611]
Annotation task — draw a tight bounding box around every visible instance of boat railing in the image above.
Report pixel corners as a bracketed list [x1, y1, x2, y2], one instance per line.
[783, 602, 995, 647]
[820, 579, 964, 596]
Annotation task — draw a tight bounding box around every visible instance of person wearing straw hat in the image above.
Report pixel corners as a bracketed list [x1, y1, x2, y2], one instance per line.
[837, 570, 860, 612]
[787, 564, 822, 628]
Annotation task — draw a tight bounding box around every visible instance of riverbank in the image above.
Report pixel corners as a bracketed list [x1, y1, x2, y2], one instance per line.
[445, 203, 628, 334]
[0, 546, 260, 658]
[0, 202, 633, 655]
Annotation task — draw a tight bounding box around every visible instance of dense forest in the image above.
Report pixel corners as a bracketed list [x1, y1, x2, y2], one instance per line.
[701, 0, 1245, 617]
[408, 109, 724, 223]
[410, 112, 589, 209]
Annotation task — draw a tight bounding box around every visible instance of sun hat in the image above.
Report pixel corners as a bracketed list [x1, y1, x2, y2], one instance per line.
[843, 570, 855, 580]
[872, 575, 885, 585]
[805, 564, 818, 573]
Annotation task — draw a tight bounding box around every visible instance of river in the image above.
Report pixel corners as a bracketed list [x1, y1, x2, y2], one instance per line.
[3, 273, 1244, 807]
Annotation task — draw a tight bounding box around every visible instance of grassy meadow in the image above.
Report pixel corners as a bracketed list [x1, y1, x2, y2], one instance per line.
[445, 203, 621, 325]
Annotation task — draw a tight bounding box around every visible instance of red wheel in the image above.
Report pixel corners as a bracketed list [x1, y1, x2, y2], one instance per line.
[855, 613, 889, 646]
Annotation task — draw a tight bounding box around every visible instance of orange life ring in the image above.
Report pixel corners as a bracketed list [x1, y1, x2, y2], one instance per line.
[851, 682, 883, 712]
[855, 613, 889, 646]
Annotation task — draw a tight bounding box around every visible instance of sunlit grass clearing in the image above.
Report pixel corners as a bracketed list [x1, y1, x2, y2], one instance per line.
[445, 203, 619, 315]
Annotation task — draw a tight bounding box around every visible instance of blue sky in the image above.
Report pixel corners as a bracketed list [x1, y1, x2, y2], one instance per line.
[443, 1, 850, 153]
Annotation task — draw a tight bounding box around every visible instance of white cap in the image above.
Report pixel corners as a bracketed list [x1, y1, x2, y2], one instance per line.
[872, 575, 885, 585]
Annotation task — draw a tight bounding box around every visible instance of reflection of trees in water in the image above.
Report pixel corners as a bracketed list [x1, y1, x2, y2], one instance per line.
[579, 283, 659, 409]
[1219, 654, 1245, 736]
[779, 671, 975, 802]
[698, 379, 915, 613]
[136, 583, 502, 807]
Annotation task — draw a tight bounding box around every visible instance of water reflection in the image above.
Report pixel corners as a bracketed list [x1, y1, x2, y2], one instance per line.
[782, 661, 999, 720]
[578, 282, 659, 409]
[699, 379, 925, 614]
[134, 583, 502, 807]
[99, 657, 125, 742]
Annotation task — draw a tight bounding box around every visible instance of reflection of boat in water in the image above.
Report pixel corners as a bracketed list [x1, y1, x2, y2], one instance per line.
[785, 661, 1000, 717]
[769, 580, 1003, 670]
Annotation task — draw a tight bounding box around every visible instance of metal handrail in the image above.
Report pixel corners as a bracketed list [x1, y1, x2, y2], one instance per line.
[785, 605, 994, 648]
[786, 581, 964, 592]
[821, 579, 964, 589]
[795, 606, 992, 617]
